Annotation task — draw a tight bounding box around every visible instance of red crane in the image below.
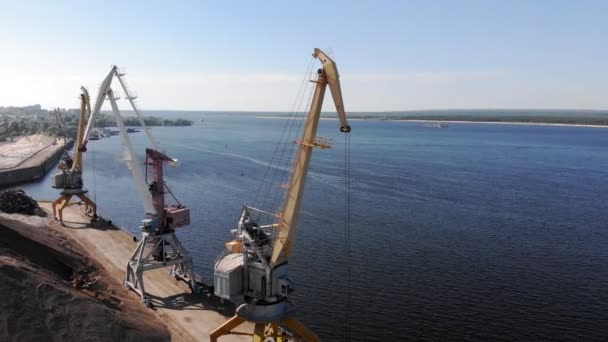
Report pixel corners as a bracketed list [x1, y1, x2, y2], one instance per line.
[124, 148, 198, 306]
[144, 148, 190, 233]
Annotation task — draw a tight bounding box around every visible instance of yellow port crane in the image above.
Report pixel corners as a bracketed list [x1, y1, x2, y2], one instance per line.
[52, 87, 97, 222]
[210, 48, 351, 341]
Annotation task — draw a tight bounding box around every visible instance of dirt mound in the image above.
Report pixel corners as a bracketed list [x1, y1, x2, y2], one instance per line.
[0, 190, 41, 215]
[0, 216, 171, 342]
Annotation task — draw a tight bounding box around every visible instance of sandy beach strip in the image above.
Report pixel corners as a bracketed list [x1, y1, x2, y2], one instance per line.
[255, 116, 364, 121]
[395, 119, 608, 128]
[255, 116, 608, 128]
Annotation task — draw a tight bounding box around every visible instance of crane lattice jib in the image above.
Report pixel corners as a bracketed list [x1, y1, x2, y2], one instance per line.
[270, 49, 351, 266]
[71, 88, 89, 172]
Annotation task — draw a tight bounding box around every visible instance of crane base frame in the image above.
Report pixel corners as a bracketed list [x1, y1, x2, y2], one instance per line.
[124, 231, 198, 306]
[209, 315, 320, 342]
[52, 191, 97, 223]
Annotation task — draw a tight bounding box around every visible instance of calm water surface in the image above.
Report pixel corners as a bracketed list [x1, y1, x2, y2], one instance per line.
[14, 114, 608, 341]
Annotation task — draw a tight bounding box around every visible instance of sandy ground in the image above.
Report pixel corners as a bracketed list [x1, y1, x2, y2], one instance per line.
[33, 202, 252, 342]
[0, 134, 68, 170]
[0, 212, 171, 342]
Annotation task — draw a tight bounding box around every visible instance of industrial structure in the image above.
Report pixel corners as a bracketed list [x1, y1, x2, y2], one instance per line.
[56, 66, 198, 305]
[52, 88, 97, 222]
[124, 147, 197, 306]
[51, 63, 161, 223]
[210, 48, 351, 341]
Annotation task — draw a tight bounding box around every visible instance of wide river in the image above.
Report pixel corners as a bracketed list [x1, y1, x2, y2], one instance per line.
[14, 114, 608, 341]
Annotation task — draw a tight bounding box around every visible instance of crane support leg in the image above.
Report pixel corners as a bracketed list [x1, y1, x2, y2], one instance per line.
[53, 194, 73, 222]
[209, 316, 318, 341]
[281, 318, 320, 342]
[209, 315, 246, 342]
[252, 324, 266, 342]
[52, 192, 97, 223]
[76, 193, 97, 218]
[125, 231, 197, 306]
[52, 194, 69, 221]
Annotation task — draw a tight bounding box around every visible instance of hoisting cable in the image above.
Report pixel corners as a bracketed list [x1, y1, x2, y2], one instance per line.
[252, 57, 312, 203]
[252, 56, 315, 217]
[91, 113, 98, 208]
[92, 145, 97, 206]
[344, 131, 352, 341]
[164, 182, 182, 207]
[270, 78, 316, 215]
[264, 61, 314, 214]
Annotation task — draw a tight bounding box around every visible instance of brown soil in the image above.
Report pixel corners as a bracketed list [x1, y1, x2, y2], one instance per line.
[0, 214, 171, 342]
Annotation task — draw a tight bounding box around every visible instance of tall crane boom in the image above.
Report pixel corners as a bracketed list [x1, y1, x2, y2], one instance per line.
[53, 109, 67, 140]
[78, 66, 166, 215]
[314, 48, 350, 133]
[82, 66, 162, 152]
[271, 49, 350, 266]
[71, 87, 90, 172]
[211, 48, 351, 341]
[107, 89, 156, 215]
[82, 66, 116, 148]
[51, 89, 97, 223]
[78, 66, 197, 305]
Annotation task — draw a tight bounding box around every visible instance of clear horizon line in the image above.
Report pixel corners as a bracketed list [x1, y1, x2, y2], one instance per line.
[72, 107, 608, 113]
[3, 105, 608, 113]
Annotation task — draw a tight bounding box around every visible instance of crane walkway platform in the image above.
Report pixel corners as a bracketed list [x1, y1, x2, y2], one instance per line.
[38, 202, 252, 342]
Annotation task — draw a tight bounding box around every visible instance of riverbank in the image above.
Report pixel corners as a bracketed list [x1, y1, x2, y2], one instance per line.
[34, 201, 250, 341]
[0, 135, 72, 187]
[395, 119, 608, 128]
[0, 211, 171, 341]
[1, 196, 252, 341]
[255, 116, 365, 121]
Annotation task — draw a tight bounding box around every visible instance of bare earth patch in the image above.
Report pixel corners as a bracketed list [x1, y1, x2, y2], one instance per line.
[0, 213, 171, 342]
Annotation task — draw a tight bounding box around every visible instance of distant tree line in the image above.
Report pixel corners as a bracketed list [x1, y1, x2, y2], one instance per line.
[93, 115, 192, 128]
[0, 107, 191, 141]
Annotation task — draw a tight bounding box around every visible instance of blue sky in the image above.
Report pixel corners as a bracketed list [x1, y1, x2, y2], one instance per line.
[0, 0, 606, 111]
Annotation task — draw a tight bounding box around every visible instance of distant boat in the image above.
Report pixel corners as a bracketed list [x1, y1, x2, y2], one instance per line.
[102, 128, 119, 136]
[434, 122, 448, 128]
[89, 132, 100, 140]
[126, 128, 140, 133]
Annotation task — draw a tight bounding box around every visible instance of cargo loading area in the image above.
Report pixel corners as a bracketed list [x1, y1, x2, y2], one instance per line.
[37, 201, 252, 342]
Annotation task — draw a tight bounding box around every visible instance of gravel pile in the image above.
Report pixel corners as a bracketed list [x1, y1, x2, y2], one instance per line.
[0, 189, 39, 215]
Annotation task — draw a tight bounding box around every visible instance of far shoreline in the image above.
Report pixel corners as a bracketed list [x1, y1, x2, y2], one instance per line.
[255, 116, 608, 128]
[395, 119, 608, 128]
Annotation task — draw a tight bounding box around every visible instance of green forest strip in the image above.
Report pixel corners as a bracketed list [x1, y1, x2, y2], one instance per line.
[1, 112, 191, 140]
